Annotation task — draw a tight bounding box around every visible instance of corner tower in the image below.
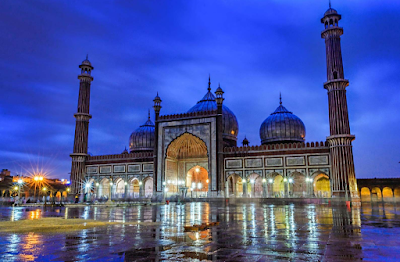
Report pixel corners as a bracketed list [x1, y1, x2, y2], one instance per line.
[321, 5, 358, 200]
[70, 56, 94, 194]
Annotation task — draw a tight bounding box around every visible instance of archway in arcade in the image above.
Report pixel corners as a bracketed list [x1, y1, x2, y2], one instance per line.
[360, 187, 371, 202]
[313, 173, 331, 198]
[382, 187, 393, 201]
[291, 172, 306, 197]
[394, 187, 400, 201]
[247, 173, 263, 197]
[55, 191, 61, 201]
[165, 133, 208, 197]
[273, 174, 284, 197]
[371, 187, 382, 201]
[226, 173, 243, 197]
[115, 178, 125, 198]
[187, 166, 209, 198]
[99, 178, 110, 199]
[130, 179, 140, 198]
[144, 177, 153, 198]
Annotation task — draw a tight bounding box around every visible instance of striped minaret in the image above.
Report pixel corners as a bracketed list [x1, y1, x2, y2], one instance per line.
[70, 56, 93, 195]
[321, 6, 358, 200]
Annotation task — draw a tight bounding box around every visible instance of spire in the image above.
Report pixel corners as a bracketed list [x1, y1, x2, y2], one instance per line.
[148, 109, 151, 120]
[329, 0, 331, 8]
[279, 93, 282, 105]
[208, 75, 211, 91]
[86, 54, 89, 60]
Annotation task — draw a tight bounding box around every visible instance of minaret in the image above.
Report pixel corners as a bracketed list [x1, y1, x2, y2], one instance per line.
[153, 92, 162, 196]
[215, 82, 224, 196]
[70, 56, 94, 195]
[321, 5, 358, 200]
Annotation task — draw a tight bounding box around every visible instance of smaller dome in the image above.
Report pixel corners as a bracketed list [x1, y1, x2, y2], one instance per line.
[324, 7, 337, 16]
[260, 98, 306, 144]
[81, 55, 92, 66]
[129, 113, 155, 152]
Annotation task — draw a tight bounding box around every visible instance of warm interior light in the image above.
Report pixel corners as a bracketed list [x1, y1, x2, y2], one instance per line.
[206, 179, 209, 183]
[195, 168, 200, 172]
[14, 186, 18, 190]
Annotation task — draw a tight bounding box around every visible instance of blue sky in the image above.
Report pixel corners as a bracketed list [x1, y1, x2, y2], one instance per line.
[0, 0, 399, 179]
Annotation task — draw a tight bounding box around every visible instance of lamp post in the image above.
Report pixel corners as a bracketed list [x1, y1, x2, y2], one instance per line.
[288, 178, 293, 197]
[250, 179, 255, 198]
[163, 181, 166, 202]
[42, 187, 47, 205]
[262, 178, 267, 198]
[17, 179, 23, 205]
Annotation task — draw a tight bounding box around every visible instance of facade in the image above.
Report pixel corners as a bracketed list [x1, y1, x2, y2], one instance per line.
[70, 6, 361, 201]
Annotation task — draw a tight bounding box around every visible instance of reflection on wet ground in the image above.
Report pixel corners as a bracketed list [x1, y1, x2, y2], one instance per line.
[0, 202, 399, 261]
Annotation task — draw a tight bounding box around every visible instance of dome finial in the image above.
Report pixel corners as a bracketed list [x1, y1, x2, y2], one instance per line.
[279, 92, 282, 105]
[208, 74, 211, 91]
[86, 54, 89, 60]
[329, 0, 331, 9]
[148, 109, 150, 120]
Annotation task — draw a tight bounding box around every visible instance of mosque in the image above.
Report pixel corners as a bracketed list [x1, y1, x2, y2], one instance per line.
[70, 6, 359, 201]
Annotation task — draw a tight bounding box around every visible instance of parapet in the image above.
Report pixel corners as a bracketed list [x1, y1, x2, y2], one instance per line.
[158, 110, 217, 121]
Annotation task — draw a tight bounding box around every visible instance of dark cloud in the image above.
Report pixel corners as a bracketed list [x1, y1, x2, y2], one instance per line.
[1, 0, 399, 179]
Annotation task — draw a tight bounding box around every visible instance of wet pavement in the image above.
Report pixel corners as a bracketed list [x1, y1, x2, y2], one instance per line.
[0, 202, 399, 261]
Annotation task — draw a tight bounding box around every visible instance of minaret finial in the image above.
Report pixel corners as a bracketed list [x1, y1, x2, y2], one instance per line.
[279, 92, 282, 105]
[208, 74, 211, 91]
[329, 0, 331, 8]
[148, 109, 150, 120]
[86, 54, 88, 60]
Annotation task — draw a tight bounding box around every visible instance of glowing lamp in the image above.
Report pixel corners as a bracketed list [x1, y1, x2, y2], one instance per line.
[262, 178, 266, 183]
[14, 186, 18, 190]
[18, 179, 23, 185]
[243, 179, 246, 183]
[269, 179, 273, 183]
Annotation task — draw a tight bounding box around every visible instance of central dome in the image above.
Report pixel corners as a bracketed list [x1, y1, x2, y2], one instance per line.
[187, 82, 238, 144]
[260, 100, 306, 144]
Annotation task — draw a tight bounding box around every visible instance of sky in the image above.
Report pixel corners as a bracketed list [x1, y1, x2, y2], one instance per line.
[0, 0, 399, 180]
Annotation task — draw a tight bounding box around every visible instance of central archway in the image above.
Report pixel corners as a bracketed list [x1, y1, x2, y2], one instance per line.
[165, 133, 208, 198]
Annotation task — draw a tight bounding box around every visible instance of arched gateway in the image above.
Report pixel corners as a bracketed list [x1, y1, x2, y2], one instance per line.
[164, 133, 209, 198]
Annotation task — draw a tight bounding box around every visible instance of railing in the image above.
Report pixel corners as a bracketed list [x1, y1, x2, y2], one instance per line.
[158, 110, 217, 121]
[224, 141, 329, 153]
[87, 151, 153, 161]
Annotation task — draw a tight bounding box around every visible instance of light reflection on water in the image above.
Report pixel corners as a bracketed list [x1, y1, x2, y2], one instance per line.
[0, 202, 399, 261]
